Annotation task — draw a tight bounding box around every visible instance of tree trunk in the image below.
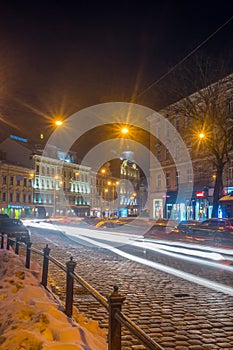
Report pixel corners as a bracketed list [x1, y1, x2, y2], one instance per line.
[211, 166, 224, 218]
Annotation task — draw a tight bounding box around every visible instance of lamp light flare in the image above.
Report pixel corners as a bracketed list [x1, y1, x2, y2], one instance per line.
[55, 120, 63, 126]
[199, 132, 205, 139]
[121, 127, 129, 134]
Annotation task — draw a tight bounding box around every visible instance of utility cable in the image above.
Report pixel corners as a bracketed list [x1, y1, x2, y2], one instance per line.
[135, 14, 233, 100]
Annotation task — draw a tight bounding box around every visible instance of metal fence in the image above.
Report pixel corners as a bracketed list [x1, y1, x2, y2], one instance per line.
[0, 233, 164, 350]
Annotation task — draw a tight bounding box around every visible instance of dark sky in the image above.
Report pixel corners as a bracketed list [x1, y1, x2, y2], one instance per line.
[0, 1, 232, 143]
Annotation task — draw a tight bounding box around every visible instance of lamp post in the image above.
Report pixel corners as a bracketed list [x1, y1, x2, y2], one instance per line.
[107, 181, 119, 217]
[53, 175, 61, 216]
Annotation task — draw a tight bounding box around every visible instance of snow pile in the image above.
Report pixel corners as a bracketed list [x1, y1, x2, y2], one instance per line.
[0, 249, 107, 350]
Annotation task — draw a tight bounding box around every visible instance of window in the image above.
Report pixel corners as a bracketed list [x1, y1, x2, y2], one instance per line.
[227, 98, 233, 114]
[23, 178, 27, 187]
[16, 193, 20, 202]
[228, 160, 233, 180]
[186, 168, 192, 183]
[10, 176, 14, 185]
[28, 194, 31, 203]
[174, 116, 180, 131]
[184, 115, 189, 129]
[156, 144, 162, 162]
[23, 194, 26, 203]
[3, 175, 7, 184]
[2, 193, 6, 202]
[157, 174, 161, 189]
[176, 171, 180, 187]
[166, 172, 170, 188]
[165, 147, 169, 161]
[10, 193, 13, 202]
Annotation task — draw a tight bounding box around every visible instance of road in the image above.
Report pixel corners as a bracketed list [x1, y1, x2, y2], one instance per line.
[25, 219, 233, 350]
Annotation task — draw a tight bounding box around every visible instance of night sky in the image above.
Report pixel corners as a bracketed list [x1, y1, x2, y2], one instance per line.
[0, 1, 232, 145]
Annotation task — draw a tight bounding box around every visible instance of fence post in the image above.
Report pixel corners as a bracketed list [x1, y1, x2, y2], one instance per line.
[1, 234, 4, 249]
[107, 285, 126, 350]
[15, 238, 19, 255]
[7, 236, 10, 250]
[65, 256, 77, 317]
[25, 241, 32, 269]
[41, 244, 51, 287]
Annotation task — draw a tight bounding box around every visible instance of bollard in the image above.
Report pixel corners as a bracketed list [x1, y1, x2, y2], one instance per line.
[65, 256, 77, 317]
[25, 241, 32, 269]
[107, 286, 126, 350]
[41, 244, 51, 287]
[1, 234, 4, 249]
[15, 238, 19, 255]
[7, 236, 10, 250]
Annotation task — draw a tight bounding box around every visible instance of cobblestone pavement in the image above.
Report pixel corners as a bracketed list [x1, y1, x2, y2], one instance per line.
[29, 228, 233, 350]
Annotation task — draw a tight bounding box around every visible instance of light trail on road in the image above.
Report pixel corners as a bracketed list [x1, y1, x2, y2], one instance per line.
[64, 229, 233, 296]
[24, 220, 233, 295]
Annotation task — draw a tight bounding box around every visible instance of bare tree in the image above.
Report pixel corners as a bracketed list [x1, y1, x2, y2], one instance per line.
[178, 70, 233, 217]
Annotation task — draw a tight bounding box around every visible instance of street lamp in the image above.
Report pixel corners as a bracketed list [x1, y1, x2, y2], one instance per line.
[55, 120, 63, 126]
[121, 127, 129, 134]
[199, 132, 205, 139]
[53, 175, 61, 216]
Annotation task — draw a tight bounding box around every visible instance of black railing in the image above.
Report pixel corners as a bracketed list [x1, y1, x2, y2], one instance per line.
[0, 233, 164, 350]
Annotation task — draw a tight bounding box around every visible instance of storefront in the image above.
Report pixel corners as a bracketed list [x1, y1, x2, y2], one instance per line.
[2, 205, 34, 219]
[219, 193, 233, 218]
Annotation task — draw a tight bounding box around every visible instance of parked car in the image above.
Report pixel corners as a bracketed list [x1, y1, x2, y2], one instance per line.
[186, 218, 233, 245]
[169, 220, 200, 235]
[0, 214, 9, 218]
[95, 219, 127, 229]
[0, 218, 31, 244]
[143, 219, 177, 238]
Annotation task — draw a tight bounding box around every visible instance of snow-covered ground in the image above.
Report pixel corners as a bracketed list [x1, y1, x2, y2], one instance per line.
[0, 248, 107, 350]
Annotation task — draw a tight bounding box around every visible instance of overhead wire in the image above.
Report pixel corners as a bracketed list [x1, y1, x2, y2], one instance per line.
[135, 14, 233, 100]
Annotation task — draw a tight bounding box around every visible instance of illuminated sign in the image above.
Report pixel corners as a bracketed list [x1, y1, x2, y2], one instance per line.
[196, 191, 204, 198]
[10, 135, 28, 143]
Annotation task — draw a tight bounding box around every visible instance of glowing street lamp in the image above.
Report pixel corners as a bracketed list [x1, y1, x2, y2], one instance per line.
[121, 127, 129, 134]
[55, 120, 63, 126]
[199, 132, 205, 139]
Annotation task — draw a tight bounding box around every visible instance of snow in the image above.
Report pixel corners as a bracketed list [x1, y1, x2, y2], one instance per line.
[0, 249, 107, 350]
